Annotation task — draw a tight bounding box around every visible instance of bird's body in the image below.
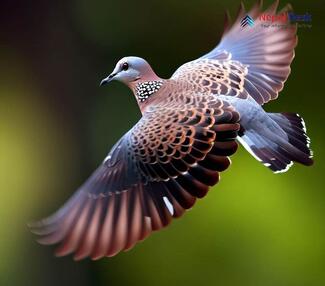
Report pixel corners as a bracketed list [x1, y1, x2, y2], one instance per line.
[30, 0, 314, 260]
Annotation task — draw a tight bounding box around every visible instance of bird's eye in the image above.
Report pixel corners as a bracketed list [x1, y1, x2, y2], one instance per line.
[122, 62, 129, 71]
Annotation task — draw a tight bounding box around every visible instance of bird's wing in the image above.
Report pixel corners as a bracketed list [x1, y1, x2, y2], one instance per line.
[29, 95, 240, 260]
[172, 1, 297, 105]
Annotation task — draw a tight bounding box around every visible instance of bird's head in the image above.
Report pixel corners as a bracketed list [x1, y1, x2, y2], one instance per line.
[100, 56, 160, 88]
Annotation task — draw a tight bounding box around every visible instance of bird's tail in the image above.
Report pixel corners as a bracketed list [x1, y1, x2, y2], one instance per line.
[238, 112, 313, 173]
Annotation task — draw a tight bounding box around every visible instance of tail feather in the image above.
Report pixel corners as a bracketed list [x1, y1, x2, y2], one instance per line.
[269, 112, 313, 158]
[239, 112, 313, 173]
[238, 131, 294, 173]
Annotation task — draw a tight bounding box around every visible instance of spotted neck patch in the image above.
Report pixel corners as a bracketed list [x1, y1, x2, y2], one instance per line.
[135, 80, 163, 102]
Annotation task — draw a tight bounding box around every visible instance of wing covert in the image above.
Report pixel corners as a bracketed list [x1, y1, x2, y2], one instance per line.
[172, 1, 297, 105]
[30, 96, 240, 260]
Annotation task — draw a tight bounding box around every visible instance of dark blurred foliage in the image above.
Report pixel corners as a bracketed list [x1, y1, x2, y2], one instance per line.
[0, 0, 325, 285]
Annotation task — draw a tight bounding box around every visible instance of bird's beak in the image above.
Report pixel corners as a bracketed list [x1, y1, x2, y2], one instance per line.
[100, 73, 117, 86]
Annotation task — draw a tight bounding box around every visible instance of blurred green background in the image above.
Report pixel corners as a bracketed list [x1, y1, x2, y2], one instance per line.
[0, 0, 324, 285]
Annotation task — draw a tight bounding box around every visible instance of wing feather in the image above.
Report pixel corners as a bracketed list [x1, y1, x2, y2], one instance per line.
[30, 96, 240, 260]
[172, 1, 297, 105]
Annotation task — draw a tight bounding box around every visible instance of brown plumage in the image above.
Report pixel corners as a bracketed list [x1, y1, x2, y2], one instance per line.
[30, 92, 240, 260]
[30, 0, 313, 260]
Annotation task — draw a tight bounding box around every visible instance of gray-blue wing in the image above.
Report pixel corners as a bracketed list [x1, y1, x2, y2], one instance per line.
[201, 0, 297, 105]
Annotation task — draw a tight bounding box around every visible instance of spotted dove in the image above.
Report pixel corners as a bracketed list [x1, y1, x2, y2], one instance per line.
[30, 0, 313, 260]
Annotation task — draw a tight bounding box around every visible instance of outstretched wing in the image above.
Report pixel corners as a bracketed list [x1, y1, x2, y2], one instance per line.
[29, 95, 240, 260]
[172, 1, 297, 105]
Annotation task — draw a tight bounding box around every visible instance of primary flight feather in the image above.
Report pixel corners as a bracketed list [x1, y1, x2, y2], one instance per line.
[30, 0, 313, 260]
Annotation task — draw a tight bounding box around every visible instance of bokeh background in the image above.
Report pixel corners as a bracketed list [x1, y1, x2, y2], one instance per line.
[1, 0, 324, 285]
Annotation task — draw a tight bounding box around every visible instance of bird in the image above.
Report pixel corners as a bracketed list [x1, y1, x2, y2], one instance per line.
[29, 0, 313, 261]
